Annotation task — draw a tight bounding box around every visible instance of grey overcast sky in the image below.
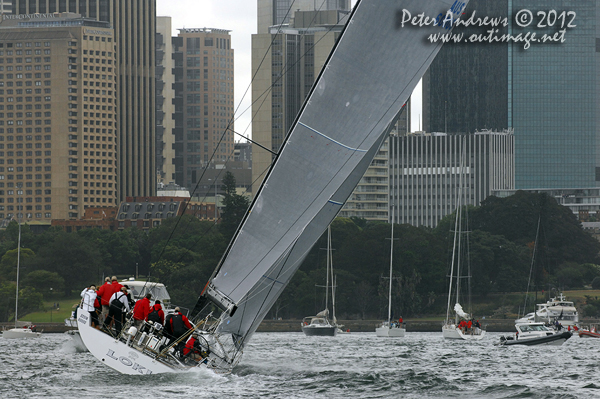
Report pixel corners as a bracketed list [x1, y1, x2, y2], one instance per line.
[156, 0, 421, 140]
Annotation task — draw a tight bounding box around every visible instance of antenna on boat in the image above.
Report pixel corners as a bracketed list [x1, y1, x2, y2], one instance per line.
[523, 216, 541, 320]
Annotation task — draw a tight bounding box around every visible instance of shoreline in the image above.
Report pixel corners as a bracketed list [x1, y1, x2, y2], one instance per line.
[4, 318, 597, 334]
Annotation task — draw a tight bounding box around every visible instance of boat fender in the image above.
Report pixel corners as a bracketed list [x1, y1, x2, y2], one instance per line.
[127, 326, 138, 336]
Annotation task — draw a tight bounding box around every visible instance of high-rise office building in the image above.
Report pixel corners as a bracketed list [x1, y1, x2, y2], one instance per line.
[257, 0, 350, 34]
[0, 0, 12, 13]
[171, 28, 234, 191]
[0, 13, 117, 223]
[423, 0, 509, 136]
[389, 130, 514, 228]
[13, 0, 156, 201]
[339, 105, 410, 221]
[509, 0, 599, 189]
[423, 0, 600, 190]
[252, 6, 350, 193]
[155, 16, 175, 186]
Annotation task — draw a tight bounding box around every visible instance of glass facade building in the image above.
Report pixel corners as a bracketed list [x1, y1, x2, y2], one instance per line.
[509, 0, 599, 189]
[424, 0, 600, 190]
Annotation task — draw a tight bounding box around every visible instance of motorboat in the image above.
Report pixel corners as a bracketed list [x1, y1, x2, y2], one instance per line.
[498, 322, 572, 346]
[515, 293, 578, 326]
[578, 327, 600, 338]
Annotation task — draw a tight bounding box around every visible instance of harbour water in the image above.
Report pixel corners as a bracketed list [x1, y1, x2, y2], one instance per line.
[1, 331, 598, 398]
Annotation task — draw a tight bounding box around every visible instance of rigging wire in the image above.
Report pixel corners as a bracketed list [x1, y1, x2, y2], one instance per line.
[148, 1, 348, 295]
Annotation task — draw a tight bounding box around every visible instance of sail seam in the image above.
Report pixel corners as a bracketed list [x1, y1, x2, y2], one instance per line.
[299, 122, 367, 152]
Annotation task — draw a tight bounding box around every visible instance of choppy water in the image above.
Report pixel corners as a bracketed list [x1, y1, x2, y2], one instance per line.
[0, 331, 599, 398]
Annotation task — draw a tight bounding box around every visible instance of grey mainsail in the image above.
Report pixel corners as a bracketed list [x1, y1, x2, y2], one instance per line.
[203, 0, 468, 347]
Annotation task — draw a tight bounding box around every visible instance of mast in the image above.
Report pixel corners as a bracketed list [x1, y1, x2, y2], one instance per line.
[15, 185, 22, 328]
[454, 138, 465, 324]
[524, 216, 541, 320]
[329, 227, 337, 325]
[387, 206, 395, 325]
[325, 225, 330, 315]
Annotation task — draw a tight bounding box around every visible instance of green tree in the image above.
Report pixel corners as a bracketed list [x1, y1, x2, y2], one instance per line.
[0, 281, 43, 322]
[27, 231, 102, 295]
[219, 171, 250, 240]
[0, 247, 35, 282]
[21, 270, 65, 298]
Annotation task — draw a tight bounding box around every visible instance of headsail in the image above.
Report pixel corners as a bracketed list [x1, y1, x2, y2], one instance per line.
[201, 0, 469, 349]
[454, 303, 470, 320]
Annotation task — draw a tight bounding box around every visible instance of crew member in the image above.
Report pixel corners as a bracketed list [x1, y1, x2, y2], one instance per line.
[133, 293, 152, 329]
[148, 300, 165, 325]
[165, 307, 193, 355]
[96, 277, 112, 325]
[103, 286, 130, 336]
[80, 285, 98, 328]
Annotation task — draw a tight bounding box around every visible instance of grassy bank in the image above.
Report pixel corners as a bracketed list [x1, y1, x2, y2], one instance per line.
[22, 296, 80, 323]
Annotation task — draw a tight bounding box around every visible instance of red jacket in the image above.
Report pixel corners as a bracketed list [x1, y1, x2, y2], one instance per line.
[133, 297, 151, 321]
[110, 282, 124, 297]
[97, 282, 112, 306]
[183, 337, 200, 356]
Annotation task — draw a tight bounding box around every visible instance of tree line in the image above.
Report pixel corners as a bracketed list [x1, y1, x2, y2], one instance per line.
[1, 187, 600, 323]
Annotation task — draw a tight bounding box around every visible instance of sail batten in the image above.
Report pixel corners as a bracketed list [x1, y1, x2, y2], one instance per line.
[208, 0, 468, 345]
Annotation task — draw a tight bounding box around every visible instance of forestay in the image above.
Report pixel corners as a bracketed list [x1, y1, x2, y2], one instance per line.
[203, 0, 469, 347]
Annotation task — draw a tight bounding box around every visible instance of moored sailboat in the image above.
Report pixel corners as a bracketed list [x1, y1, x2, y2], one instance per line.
[376, 206, 405, 337]
[2, 199, 42, 340]
[442, 138, 485, 341]
[78, 0, 470, 374]
[302, 226, 337, 336]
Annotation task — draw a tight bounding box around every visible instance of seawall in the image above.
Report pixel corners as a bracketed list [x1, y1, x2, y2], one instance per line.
[6, 318, 597, 334]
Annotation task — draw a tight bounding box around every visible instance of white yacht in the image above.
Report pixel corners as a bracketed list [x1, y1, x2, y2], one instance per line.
[515, 293, 578, 326]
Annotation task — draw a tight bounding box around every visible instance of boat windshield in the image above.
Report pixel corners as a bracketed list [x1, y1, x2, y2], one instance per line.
[519, 324, 549, 332]
[126, 283, 171, 305]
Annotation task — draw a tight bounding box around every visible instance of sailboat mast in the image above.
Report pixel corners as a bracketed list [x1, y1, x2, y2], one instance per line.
[325, 225, 331, 314]
[387, 206, 394, 324]
[15, 186, 22, 328]
[455, 176, 463, 323]
[329, 226, 336, 324]
[524, 216, 541, 319]
[454, 138, 466, 323]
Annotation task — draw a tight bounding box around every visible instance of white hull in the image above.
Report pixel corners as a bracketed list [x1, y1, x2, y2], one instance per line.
[2, 328, 42, 339]
[442, 324, 486, 341]
[375, 325, 405, 337]
[77, 307, 179, 375]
